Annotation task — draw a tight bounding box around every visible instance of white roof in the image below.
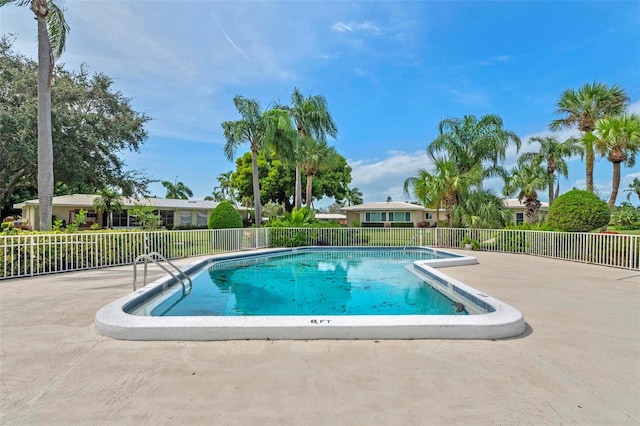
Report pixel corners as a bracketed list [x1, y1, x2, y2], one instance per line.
[13, 194, 245, 211]
[341, 201, 428, 212]
[503, 198, 549, 209]
[315, 213, 346, 220]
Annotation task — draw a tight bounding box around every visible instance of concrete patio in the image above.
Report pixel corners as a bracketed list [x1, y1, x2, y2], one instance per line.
[1, 250, 638, 425]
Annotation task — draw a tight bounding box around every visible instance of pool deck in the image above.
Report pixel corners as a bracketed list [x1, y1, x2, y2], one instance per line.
[1, 250, 639, 425]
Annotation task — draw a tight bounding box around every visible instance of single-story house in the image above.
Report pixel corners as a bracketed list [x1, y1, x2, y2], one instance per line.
[13, 194, 248, 230]
[341, 199, 550, 228]
[341, 202, 438, 227]
[504, 198, 549, 225]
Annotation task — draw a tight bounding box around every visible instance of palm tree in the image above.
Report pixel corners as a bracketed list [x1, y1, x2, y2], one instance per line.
[549, 82, 629, 192]
[585, 113, 640, 209]
[427, 114, 521, 180]
[624, 178, 640, 202]
[298, 138, 339, 208]
[519, 136, 583, 206]
[205, 189, 224, 202]
[403, 168, 443, 226]
[222, 96, 287, 226]
[2, 0, 70, 230]
[281, 87, 338, 209]
[426, 157, 483, 227]
[503, 158, 549, 223]
[92, 188, 123, 229]
[454, 189, 512, 229]
[215, 171, 237, 204]
[161, 180, 193, 199]
[344, 187, 363, 206]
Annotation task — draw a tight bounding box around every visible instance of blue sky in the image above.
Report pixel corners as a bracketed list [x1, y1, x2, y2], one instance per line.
[2, 1, 639, 207]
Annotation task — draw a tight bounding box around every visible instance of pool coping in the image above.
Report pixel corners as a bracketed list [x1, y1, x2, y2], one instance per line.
[95, 247, 526, 340]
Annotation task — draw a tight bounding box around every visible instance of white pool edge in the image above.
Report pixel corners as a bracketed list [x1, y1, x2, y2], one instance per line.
[95, 247, 526, 340]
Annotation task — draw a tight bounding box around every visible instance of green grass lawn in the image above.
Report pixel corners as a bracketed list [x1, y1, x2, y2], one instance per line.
[603, 227, 640, 235]
[615, 229, 640, 235]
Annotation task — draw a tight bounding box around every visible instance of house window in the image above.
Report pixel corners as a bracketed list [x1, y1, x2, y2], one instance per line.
[179, 211, 192, 226]
[196, 212, 208, 226]
[516, 212, 524, 225]
[112, 210, 129, 227]
[388, 212, 411, 222]
[158, 210, 174, 227]
[365, 212, 386, 222]
[425, 213, 433, 220]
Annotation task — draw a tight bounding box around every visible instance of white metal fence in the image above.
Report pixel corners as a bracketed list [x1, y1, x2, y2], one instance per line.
[262, 227, 639, 270]
[1, 227, 637, 279]
[0, 228, 269, 279]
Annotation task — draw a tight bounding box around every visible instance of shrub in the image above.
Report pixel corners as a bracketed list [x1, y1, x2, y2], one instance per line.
[208, 201, 243, 229]
[547, 190, 610, 232]
[496, 230, 526, 253]
[609, 202, 640, 229]
[390, 222, 414, 228]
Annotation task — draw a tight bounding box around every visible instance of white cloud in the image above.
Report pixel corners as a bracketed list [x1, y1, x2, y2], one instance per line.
[348, 151, 433, 203]
[331, 21, 382, 34]
[627, 100, 640, 114]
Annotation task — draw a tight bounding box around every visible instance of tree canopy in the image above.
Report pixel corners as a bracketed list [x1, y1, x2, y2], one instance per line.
[0, 38, 151, 216]
[230, 150, 351, 212]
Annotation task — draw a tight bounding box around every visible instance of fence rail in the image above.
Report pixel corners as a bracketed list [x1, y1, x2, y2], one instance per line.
[1, 227, 637, 279]
[1, 228, 269, 279]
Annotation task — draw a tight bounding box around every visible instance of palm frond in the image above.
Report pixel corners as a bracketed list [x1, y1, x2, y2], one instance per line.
[46, 2, 69, 58]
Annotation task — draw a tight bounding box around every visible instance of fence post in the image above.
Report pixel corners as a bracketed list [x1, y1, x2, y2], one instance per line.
[30, 234, 34, 277]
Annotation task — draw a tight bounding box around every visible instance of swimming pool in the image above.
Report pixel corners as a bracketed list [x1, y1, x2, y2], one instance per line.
[130, 249, 473, 317]
[96, 247, 526, 340]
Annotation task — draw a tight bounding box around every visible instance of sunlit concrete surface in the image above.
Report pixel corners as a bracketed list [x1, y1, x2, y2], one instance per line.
[1, 251, 639, 425]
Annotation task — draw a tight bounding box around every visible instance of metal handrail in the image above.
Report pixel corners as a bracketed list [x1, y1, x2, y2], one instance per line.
[133, 252, 192, 292]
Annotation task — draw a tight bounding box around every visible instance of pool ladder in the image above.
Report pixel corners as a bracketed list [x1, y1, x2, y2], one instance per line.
[133, 252, 192, 293]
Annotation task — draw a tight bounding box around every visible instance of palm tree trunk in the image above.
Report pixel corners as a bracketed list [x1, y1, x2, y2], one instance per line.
[251, 149, 262, 226]
[608, 161, 621, 210]
[548, 175, 554, 206]
[294, 162, 302, 209]
[305, 173, 314, 208]
[36, 12, 54, 231]
[584, 141, 594, 192]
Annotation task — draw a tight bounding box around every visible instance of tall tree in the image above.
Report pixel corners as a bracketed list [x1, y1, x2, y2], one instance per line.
[403, 168, 443, 225]
[585, 113, 640, 209]
[427, 114, 521, 180]
[222, 96, 267, 226]
[1, 0, 70, 230]
[454, 189, 512, 229]
[344, 187, 363, 206]
[0, 39, 151, 213]
[298, 138, 339, 208]
[424, 157, 483, 227]
[161, 180, 193, 199]
[503, 158, 549, 223]
[280, 87, 338, 209]
[214, 171, 237, 204]
[230, 150, 351, 213]
[222, 97, 288, 225]
[519, 136, 583, 206]
[549, 82, 629, 192]
[92, 188, 123, 229]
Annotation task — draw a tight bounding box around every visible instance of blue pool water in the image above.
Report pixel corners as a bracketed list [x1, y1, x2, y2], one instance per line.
[135, 249, 467, 317]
